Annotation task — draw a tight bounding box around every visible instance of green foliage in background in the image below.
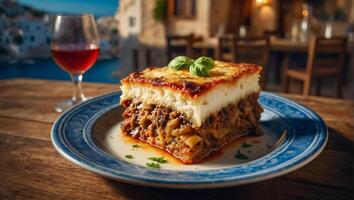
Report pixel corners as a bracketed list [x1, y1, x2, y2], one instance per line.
[30, 9, 45, 17]
[153, 0, 167, 22]
[110, 28, 118, 35]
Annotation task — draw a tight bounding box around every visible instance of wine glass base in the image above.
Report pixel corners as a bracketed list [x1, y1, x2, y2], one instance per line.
[54, 97, 91, 113]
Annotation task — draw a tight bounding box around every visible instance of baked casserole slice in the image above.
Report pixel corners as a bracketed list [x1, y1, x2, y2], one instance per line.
[120, 61, 263, 164]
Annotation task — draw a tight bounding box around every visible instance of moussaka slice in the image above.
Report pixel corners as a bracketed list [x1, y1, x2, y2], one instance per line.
[120, 61, 263, 164]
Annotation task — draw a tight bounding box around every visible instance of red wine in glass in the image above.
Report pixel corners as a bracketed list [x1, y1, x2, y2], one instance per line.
[51, 44, 99, 74]
[51, 14, 100, 113]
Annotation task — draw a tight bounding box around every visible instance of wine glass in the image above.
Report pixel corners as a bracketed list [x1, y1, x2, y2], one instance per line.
[51, 14, 100, 113]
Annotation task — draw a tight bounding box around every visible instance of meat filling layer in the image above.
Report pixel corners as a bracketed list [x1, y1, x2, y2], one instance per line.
[121, 93, 263, 164]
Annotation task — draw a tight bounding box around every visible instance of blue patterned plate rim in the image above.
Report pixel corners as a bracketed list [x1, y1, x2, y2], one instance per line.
[51, 91, 328, 189]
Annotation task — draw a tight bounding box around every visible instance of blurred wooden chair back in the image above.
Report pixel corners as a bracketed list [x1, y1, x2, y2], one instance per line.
[132, 48, 152, 72]
[284, 36, 347, 97]
[263, 30, 278, 38]
[166, 34, 194, 60]
[235, 37, 270, 67]
[216, 34, 237, 62]
[216, 35, 270, 89]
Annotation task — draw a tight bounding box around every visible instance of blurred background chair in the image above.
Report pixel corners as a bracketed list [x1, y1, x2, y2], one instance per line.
[216, 34, 237, 62]
[216, 35, 270, 89]
[235, 36, 270, 89]
[284, 36, 348, 98]
[132, 48, 152, 72]
[166, 34, 194, 60]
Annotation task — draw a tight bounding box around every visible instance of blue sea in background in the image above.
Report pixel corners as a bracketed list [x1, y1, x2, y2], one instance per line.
[0, 59, 121, 83]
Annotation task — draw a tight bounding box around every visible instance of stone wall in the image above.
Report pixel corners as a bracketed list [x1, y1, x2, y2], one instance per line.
[350, 0, 354, 22]
[117, 0, 141, 41]
[139, 0, 166, 47]
[166, 0, 211, 38]
[209, 0, 231, 36]
[116, 0, 141, 77]
[249, 0, 278, 36]
[117, 0, 168, 74]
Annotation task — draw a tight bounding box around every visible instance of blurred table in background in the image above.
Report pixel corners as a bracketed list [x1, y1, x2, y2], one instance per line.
[193, 37, 353, 85]
[270, 38, 354, 53]
[0, 79, 353, 200]
[192, 37, 354, 53]
[269, 38, 354, 85]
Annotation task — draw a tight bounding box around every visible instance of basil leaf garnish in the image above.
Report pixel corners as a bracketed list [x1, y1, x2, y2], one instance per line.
[168, 56, 193, 70]
[194, 56, 214, 69]
[190, 62, 210, 77]
[168, 56, 215, 77]
[190, 56, 214, 76]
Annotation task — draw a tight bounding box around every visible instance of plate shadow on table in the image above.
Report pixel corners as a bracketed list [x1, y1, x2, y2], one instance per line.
[101, 175, 349, 200]
[101, 177, 283, 200]
[326, 127, 353, 153]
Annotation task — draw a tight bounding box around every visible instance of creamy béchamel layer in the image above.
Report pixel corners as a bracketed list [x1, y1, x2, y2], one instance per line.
[120, 61, 261, 127]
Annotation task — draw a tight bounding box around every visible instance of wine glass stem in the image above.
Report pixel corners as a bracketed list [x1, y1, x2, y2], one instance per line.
[71, 74, 86, 103]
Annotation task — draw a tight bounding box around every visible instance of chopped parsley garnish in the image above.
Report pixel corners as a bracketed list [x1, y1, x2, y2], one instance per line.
[234, 150, 249, 160]
[125, 155, 134, 159]
[132, 144, 141, 148]
[146, 162, 160, 169]
[241, 142, 253, 148]
[148, 156, 167, 163]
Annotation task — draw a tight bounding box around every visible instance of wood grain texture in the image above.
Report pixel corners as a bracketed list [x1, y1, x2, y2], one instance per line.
[0, 78, 353, 200]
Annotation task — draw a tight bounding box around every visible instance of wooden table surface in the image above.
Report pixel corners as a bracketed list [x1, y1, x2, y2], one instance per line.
[0, 79, 353, 200]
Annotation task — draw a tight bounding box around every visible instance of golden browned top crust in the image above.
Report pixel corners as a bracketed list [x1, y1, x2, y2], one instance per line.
[121, 61, 262, 98]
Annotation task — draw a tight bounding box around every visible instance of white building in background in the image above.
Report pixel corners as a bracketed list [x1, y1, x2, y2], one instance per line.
[0, 0, 51, 60]
[0, 16, 5, 32]
[115, 0, 165, 76]
[16, 17, 50, 57]
[117, 0, 142, 40]
[99, 39, 112, 58]
[0, 0, 120, 60]
[0, 15, 51, 59]
[17, 17, 50, 45]
[96, 16, 119, 58]
[2, 0, 25, 17]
